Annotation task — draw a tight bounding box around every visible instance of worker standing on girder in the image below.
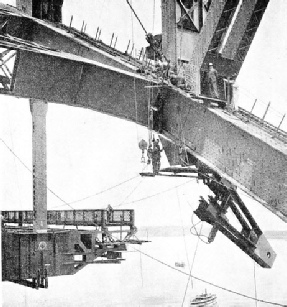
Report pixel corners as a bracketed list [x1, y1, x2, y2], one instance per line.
[152, 139, 162, 175]
[207, 63, 219, 99]
[147, 144, 153, 165]
[153, 92, 166, 133]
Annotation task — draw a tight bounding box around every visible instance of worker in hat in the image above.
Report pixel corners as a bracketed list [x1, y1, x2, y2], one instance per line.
[207, 63, 219, 99]
[152, 139, 162, 175]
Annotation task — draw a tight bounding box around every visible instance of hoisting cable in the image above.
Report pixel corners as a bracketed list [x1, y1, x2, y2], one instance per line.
[125, 0, 168, 62]
[254, 261, 258, 307]
[176, 188, 191, 273]
[129, 1, 141, 147]
[126, 0, 148, 35]
[181, 222, 203, 307]
[132, 247, 287, 307]
[139, 245, 144, 287]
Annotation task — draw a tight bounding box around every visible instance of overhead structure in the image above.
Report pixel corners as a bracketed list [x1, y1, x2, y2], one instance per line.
[1, 0, 286, 281]
[1, 1, 146, 290]
[0, 41, 285, 222]
[162, 0, 270, 95]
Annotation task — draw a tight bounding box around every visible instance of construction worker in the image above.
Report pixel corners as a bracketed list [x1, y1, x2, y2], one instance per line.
[147, 144, 153, 165]
[152, 139, 162, 175]
[146, 33, 162, 60]
[162, 60, 171, 80]
[207, 63, 219, 99]
[153, 92, 165, 133]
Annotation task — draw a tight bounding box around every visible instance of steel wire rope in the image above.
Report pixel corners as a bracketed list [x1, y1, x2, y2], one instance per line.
[125, 0, 169, 62]
[190, 213, 210, 245]
[1, 137, 70, 207]
[0, 141, 137, 237]
[130, 1, 138, 131]
[254, 261, 258, 307]
[176, 188, 192, 274]
[123, 179, 193, 205]
[125, 0, 148, 35]
[52, 174, 141, 208]
[115, 177, 144, 208]
[121, 163, 257, 207]
[54, 218, 286, 307]
[4, 128, 282, 306]
[7, 107, 23, 209]
[131, 246, 287, 307]
[2, 133, 266, 232]
[181, 222, 203, 307]
[139, 244, 144, 287]
[0, 137, 141, 209]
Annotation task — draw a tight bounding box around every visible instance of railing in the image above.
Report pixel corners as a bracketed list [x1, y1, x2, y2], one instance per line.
[235, 95, 287, 143]
[1, 209, 135, 227]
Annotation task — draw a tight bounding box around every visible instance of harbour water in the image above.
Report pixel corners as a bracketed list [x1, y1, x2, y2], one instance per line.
[2, 234, 287, 307]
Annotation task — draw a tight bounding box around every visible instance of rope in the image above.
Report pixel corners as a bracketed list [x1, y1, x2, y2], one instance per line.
[115, 178, 143, 207]
[139, 245, 144, 287]
[176, 188, 191, 272]
[52, 174, 141, 208]
[132, 247, 287, 307]
[1, 137, 140, 209]
[181, 222, 203, 307]
[2, 138, 285, 306]
[254, 261, 258, 307]
[123, 179, 193, 205]
[152, 0, 155, 34]
[7, 108, 23, 209]
[1, 137, 70, 208]
[190, 213, 210, 245]
[129, 1, 141, 146]
[125, 0, 148, 35]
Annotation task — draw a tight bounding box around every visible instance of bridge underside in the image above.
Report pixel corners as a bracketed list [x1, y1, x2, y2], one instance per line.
[1, 39, 287, 222]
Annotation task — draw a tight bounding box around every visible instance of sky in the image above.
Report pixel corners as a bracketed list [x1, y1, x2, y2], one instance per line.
[0, 0, 287, 230]
[1, 1, 287, 306]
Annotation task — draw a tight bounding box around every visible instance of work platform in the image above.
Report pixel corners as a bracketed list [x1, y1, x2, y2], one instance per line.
[2, 209, 134, 227]
[1, 208, 143, 288]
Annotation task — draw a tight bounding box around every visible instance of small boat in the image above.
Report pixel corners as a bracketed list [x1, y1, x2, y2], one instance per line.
[175, 261, 185, 268]
[190, 290, 218, 307]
